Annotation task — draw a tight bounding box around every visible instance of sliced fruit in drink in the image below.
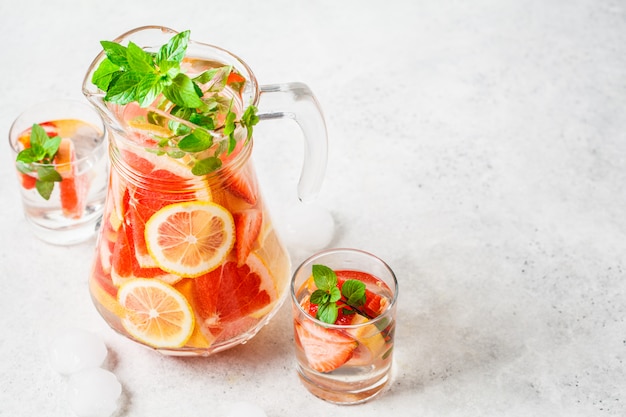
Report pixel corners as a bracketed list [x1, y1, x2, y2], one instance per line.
[294, 319, 358, 373]
[19, 173, 37, 190]
[221, 165, 257, 205]
[336, 270, 391, 318]
[344, 313, 387, 366]
[120, 148, 211, 268]
[233, 209, 263, 266]
[110, 217, 180, 286]
[117, 278, 195, 349]
[173, 279, 216, 349]
[55, 138, 88, 219]
[89, 274, 124, 319]
[192, 253, 277, 341]
[144, 201, 235, 278]
[91, 244, 118, 299]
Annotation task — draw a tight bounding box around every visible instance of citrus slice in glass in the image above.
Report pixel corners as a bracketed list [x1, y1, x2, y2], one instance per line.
[145, 201, 235, 278]
[117, 278, 194, 348]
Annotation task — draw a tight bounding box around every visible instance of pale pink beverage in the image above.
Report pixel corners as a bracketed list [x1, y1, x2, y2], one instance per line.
[9, 100, 108, 245]
[291, 249, 398, 404]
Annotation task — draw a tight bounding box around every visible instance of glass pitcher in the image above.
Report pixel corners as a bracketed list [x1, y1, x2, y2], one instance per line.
[82, 26, 327, 356]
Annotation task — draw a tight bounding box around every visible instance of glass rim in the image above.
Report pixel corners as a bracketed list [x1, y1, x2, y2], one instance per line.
[8, 98, 107, 166]
[290, 247, 398, 330]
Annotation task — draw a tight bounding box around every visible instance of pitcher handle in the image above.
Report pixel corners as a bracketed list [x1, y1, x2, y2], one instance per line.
[257, 83, 328, 203]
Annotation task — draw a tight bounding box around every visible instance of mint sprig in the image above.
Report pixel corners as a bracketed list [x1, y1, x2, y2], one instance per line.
[310, 264, 367, 324]
[91, 30, 259, 175]
[15, 123, 63, 200]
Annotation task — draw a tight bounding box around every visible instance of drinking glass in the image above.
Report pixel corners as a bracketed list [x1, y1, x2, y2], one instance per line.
[291, 248, 398, 404]
[8, 99, 108, 245]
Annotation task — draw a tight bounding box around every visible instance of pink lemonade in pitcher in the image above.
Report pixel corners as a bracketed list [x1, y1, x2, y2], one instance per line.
[85, 29, 294, 355]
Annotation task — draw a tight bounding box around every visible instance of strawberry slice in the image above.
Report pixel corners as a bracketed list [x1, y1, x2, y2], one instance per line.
[222, 167, 257, 206]
[233, 209, 263, 266]
[336, 270, 391, 318]
[294, 319, 357, 373]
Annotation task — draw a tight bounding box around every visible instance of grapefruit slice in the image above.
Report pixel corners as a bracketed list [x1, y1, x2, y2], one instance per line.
[144, 201, 235, 278]
[110, 216, 181, 286]
[55, 137, 88, 219]
[120, 148, 211, 268]
[191, 253, 278, 342]
[117, 278, 195, 348]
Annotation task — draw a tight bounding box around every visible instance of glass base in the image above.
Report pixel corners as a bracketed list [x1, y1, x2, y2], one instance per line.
[27, 214, 102, 246]
[296, 364, 392, 405]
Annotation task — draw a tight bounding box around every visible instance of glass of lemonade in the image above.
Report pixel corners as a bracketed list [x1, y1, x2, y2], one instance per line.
[291, 248, 398, 404]
[8, 99, 108, 245]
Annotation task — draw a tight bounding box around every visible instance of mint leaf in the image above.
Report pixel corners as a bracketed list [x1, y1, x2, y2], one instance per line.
[105, 71, 142, 104]
[178, 129, 213, 152]
[189, 112, 215, 130]
[15, 123, 66, 200]
[223, 110, 236, 136]
[310, 289, 329, 305]
[317, 302, 338, 324]
[312, 264, 337, 292]
[100, 41, 129, 67]
[135, 73, 163, 107]
[158, 59, 181, 80]
[241, 105, 259, 141]
[207, 66, 231, 92]
[29, 124, 49, 160]
[37, 165, 62, 182]
[36, 180, 55, 200]
[163, 73, 203, 108]
[126, 42, 155, 73]
[42, 135, 62, 158]
[157, 30, 189, 63]
[194, 68, 221, 85]
[16, 148, 36, 164]
[92, 58, 120, 91]
[191, 156, 222, 175]
[341, 279, 366, 307]
[329, 286, 341, 303]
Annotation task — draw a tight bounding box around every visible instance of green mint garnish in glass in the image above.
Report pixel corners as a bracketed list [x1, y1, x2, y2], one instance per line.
[310, 264, 367, 324]
[15, 123, 62, 200]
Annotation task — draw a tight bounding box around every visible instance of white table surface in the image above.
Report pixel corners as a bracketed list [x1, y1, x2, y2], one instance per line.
[1, 0, 625, 416]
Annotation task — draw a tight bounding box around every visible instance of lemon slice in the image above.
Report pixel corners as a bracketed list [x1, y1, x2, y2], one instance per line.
[145, 201, 235, 278]
[117, 278, 194, 348]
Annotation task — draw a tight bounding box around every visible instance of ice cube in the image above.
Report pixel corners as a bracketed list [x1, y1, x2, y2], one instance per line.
[67, 368, 122, 417]
[48, 328, 108, 375]
[224, 401, 268, 417]
[276, 202, 335, 252]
